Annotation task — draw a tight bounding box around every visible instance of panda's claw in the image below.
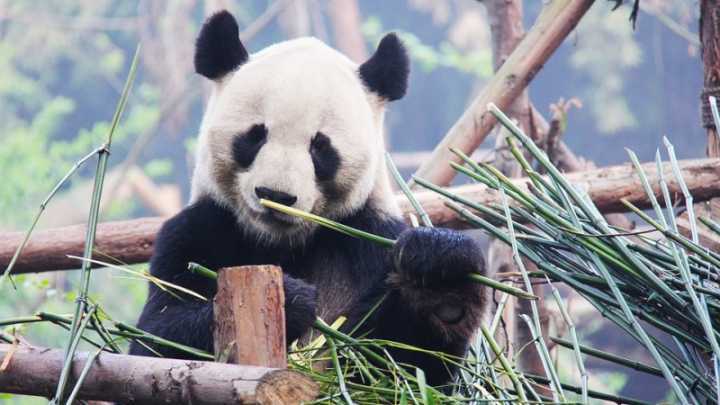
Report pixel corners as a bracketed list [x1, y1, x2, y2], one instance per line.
[391, 227, 485, 287]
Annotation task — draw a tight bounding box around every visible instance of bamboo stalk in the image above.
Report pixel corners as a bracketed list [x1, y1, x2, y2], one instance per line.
[52, 44, 140, 404]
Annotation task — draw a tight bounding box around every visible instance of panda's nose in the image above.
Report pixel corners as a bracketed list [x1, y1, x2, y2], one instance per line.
[255, 187, 298, 206]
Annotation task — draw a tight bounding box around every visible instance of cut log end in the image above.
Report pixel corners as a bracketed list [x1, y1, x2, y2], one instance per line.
[252, 370, 320, 404]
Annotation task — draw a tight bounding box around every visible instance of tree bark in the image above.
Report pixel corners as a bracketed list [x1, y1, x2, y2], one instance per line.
[327, 0, 367, 63]
[0, 344, 318, 404]
[214, 266, 286, 368]
[412, 0, 595, 187]
[0, 216, 163, 274]
[701, 0, 720, 158]
[3, 158, 720, 274]
[487, 0, 532, 137]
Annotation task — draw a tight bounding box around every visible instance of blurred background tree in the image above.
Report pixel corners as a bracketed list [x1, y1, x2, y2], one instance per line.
[0, 0, 705, 403]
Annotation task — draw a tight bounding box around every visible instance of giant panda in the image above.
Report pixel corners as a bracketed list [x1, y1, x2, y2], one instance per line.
[130, 10, 488, 386]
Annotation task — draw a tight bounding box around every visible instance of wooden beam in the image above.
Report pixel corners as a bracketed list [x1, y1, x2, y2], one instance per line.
[412, 0, 594, 187]
[2, 158, 719, 274]
[214, 266, 286, 368]
[0, 344, 318, 404]
[0, 216, 164, 274]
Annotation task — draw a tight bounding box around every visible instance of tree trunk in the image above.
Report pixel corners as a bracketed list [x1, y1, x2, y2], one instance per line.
[0, 344, 317, 404]
[701, 0, 720, 157]
[3, 158, 720, 274]
[327, 0, 367, 63]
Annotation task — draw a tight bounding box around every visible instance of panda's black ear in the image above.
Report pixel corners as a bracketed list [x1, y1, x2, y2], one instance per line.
[194, 10, 249, 80]
[359, 33, 410, 101]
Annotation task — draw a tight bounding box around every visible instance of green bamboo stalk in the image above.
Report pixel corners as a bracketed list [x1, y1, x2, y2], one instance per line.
[188, 262, 219, 280]
[65, 342, 113, 404]
[51, 305, 98, 404]
[113, 321, 214, 360]
[489, 103, 685, 310]
[657, 147, 720, 403]
[412, 175, 541, 238]
[90, 311, 121, 354]
[480, 324, 527, 403]
[260, 199, 395, 247]
[700, 217, 720, 236]
[500, 189, 565, 401]
[626, 149, 667, 227]
[622, 199, 720, 269]
[385, 152, 432, 227]
[547, 278, 587, 403]
[54, 43, 141, 404]
[328, 338, 355, 405]
[70, 255, 207, 301]
[522, 373, 651, 405]
[468, 273, 538, 300]
[710, 96, 720, 134]
[551, 337, 661, 377]
[584, 252, 690, 404]
[0, 145, 106, 289]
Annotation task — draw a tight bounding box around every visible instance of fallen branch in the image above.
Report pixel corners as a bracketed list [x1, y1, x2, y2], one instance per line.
[413, 0, 594, 187]
[1, 158, 719, 274]
[0, 344, 317, 404]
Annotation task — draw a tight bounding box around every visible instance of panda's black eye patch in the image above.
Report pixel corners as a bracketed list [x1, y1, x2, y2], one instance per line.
[232, 124, 267, 168]
[310, 132, 340, 182]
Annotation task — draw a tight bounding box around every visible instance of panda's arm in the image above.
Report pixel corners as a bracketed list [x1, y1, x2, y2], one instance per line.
[129, 291, 214, 358]
[131, 197, 318, 357]
[129, 198, 227, 358]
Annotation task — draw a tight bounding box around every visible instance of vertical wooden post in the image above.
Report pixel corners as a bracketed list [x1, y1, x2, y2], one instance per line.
[213, 265, 287, 368]
[701, 0, 720, 158]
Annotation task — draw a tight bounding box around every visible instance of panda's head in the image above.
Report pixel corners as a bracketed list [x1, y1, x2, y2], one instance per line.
[190, 11, 409, 244]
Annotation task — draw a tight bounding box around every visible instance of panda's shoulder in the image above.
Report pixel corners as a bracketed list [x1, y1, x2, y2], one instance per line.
[158, 197, 238, 239]
[152, 196, 245, 268]
[343, 203, 407, 241]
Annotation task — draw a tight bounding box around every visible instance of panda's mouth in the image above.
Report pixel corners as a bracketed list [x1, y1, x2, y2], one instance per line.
[260, 209, 297, 227]
[241, 194, 303, 232]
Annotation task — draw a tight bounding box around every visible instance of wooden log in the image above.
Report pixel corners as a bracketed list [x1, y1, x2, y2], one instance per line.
[214, 265, 286, 368]
[2, 158, 720, 274]
[413, 0, 594, 187]
[0, 344, 318, 404]
[0, 216, 163, 274]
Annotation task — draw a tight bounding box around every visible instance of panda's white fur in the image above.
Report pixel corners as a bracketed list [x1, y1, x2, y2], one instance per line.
[191, 37, 398, 244]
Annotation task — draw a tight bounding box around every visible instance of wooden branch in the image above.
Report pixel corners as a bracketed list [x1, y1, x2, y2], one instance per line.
[2, 158, 720, 274]
[327, 0, 367, 63]
[0, 344, 318, 404]
[0, 216, 164, 274]
[412, 0, 594, 187]
[214, 266, 286, 368]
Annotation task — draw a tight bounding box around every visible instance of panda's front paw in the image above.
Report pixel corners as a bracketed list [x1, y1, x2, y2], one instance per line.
[389, 228, 486, 338]
[283, 275, 317, 343]
[392, 227, 484, 287]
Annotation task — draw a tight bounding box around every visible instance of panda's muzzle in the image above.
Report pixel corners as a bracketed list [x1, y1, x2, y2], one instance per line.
[255, 187, 298, 206]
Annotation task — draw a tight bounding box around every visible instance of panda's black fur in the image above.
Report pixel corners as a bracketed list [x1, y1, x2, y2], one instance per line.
[130, 10, 488, 387]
